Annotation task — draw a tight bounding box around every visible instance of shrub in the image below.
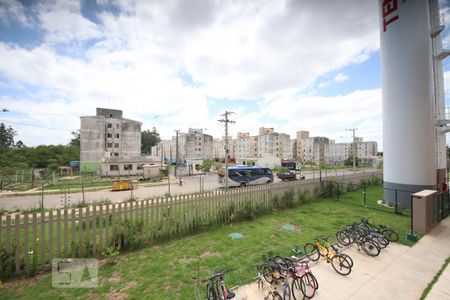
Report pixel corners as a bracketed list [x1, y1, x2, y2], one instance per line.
[321, 180, 337, 198]
[111, 219, 144, 250]
[281, 189, 296, 208]
[102, 246, 120, 265]
[271, 195, 280, 209]
[236, 198, 254, 221]
[346, 182, 356, 192]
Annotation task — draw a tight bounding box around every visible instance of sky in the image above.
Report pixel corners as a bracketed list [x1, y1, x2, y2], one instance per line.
[0, 0, 449, 150]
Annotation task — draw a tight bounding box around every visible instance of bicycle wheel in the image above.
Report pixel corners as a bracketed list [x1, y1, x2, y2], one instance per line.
[291, 277, 304, 300]
[262, 264, 275, 284]
[206, 283, 216, 300]
[331, 254, 352, 276]
[272, 291, 283, 300]
[336, 230, 351, 246]
[282, 283, 291, 300]
[361, 240, 380, 257]
[371, 235, 389, 249]
[338, 253, 353, 268]
[273, 256, 287, 269]
[381, 228, 399, 242]
[304, 243, 320, 261]
[309, 272, 319, 290]
[300, 273, 316, 299]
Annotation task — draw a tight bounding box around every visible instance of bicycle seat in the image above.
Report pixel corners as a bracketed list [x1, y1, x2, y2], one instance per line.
[226, 289, 235, 299]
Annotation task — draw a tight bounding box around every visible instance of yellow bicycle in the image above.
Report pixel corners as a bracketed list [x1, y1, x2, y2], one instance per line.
[303, 236, 353, 276]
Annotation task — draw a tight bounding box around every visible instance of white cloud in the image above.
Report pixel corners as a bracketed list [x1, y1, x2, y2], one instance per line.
[333, 73, 349, 82]
[0, 0, 381, 146]
[0, 0, 32, 27]
[37, 1, 103, 44]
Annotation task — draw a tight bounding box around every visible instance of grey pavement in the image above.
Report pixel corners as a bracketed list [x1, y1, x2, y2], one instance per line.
[235, 217, 450, 300]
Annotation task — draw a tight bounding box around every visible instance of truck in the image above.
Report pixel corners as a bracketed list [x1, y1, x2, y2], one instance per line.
[277, 172, 297, 181]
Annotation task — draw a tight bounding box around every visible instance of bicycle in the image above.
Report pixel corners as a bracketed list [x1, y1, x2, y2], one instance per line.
[336, 224, 381, 257]
[355, 221, 389, 249]
[304, 236, 353, 276]
[286, 259, 318, 300]
[360, 218, 399, 242]
[202, 269, 236, 300]
[254, 264, 290, 300]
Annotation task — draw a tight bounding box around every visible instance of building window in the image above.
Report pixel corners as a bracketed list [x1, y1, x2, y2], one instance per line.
[107, 133, 112, 138]
[115, 143, 119, 148]
[107, 123, 112, 128]
[124, 164, 133, 171]
[116, 133, 120, 138]
[116, 124, 120, 129]
[114, 152, 119, 156]
[107, 143, 112, 148]
[137, 164, 143, 170]
[110, 165, 119, 171]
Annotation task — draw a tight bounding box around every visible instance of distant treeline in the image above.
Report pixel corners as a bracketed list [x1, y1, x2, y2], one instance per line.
[0, 144, 80, 171]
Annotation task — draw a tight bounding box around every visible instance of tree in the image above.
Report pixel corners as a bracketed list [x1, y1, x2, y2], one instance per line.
[141, 127, 161, 154]
[0, 122, 16, 149]
[345, 155, 359, 167]
[69, 130, 80, 148]
[15, 140, 25, 148]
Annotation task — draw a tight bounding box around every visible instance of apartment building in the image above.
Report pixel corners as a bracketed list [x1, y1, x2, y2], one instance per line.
[296, 130, 310, 162]
[80, 108, 160, 175]
[329, 137, 378, 164]
[235, 132, 258, 159]
[153, 128, 214, 163]
[302, 136, 330, 165]
[213, 136, 236, 162]
[257, 127, 292, 159]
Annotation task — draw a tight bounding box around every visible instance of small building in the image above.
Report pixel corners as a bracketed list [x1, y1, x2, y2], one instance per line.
[101, 156, 162, 177]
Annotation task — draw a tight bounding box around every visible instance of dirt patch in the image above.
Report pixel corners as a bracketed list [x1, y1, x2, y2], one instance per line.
[107, 290, 127, 300]
[107, 272, 122, 284]
[3, 273, 45, 293]
[199, 251, 220, 258]
[179, 257, 195, 264]
[126, 281, 137, 289]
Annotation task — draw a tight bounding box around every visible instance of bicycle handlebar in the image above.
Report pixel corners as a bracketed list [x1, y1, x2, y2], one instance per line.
[202, 269, 232, 282]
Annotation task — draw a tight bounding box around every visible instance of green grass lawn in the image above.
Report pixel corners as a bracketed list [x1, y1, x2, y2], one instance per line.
[1, 186, 413, 300]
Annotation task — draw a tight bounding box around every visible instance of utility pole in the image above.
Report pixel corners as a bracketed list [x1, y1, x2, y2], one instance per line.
[218, 111, 235, 189]
[345, 128, 358, 172]
[175, 130, 179, 178]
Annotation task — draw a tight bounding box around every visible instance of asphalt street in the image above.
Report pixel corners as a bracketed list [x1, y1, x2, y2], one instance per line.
[0, 169, 372, 210]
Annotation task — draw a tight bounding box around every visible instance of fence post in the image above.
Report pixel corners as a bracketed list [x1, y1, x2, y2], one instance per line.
[394, 190, 398, 214]
[337, 182, 340, 201]
[407, 194, 417, 241]
[363, 185, 367, 207]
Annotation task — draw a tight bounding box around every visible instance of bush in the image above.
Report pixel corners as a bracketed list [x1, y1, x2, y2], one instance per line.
[281, 189, 295, 208]
[102, 246, 120, 265]
[236, 198, 254, 221]
[111, 219, 144, 250]
[321, 180, 337, 198]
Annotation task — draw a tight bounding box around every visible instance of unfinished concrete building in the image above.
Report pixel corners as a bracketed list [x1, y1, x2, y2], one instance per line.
[80, 108, 159, 175]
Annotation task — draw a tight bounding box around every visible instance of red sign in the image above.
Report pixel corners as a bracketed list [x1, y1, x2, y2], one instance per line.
[382, 0, 399, 32]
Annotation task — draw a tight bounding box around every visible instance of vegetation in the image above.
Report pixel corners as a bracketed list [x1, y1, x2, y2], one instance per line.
[0, 185, 415, 299]
[420, 256, 450, 300]
[141, 128, 161, 154]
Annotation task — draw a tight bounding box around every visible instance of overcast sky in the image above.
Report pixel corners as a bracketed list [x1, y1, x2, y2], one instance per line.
[0, 0, 449, 150]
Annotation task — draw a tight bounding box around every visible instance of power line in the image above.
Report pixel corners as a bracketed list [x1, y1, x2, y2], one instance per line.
[218, 111, 235, 189]
[0, 119, 73, 132]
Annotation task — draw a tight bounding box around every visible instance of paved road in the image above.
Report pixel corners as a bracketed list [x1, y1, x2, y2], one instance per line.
[0, 169, 375, 210]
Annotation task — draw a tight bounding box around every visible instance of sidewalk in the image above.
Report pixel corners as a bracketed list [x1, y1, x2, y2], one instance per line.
[235, 217, 450, 300]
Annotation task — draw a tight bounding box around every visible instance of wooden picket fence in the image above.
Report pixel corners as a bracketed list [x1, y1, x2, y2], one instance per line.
[0, 171, 381, 279]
